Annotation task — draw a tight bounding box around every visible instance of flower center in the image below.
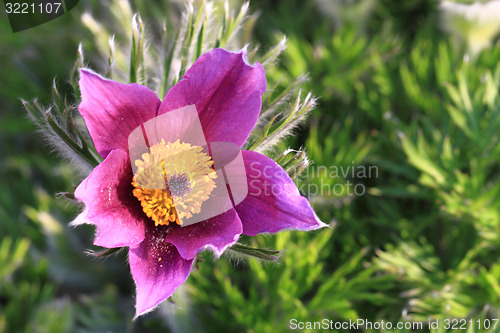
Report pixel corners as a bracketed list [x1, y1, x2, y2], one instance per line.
[167, 172, 192, 198]
[131, 139, 217, 227]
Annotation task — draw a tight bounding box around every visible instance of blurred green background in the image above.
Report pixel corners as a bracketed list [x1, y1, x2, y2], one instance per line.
[2, 0, 500, 332]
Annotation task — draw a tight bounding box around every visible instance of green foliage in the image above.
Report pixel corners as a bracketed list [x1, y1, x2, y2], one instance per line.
[188, 229, 396, 333]
[0, 236, 54, 333]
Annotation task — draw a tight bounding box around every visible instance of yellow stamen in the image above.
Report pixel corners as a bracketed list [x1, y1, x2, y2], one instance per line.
[131, 139, 217, 226]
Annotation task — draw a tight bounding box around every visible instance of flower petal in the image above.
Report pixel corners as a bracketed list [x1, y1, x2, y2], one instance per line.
[158, 49, 267, 148]
[164, 208, 242, 260]
[79, 69, 161, 159]
[72, 149, 146, 248]
[129, 228, 193, 318]
[235, 150, 328, 236]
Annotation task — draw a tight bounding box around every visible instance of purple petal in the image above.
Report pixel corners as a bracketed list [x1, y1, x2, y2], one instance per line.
[158, 49, 267, 148]
[164, 208, 242, 260]
[79, 69, 161, 159]
[72, 149, 146, 248]
[129, 227, 193, 317]
[235, 150, 328, 236]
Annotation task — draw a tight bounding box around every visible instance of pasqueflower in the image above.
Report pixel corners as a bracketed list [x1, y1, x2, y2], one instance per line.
[72, 48, 326, 317]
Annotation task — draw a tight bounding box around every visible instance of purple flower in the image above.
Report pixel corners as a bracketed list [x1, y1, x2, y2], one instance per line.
[72, 48, 326, 317]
